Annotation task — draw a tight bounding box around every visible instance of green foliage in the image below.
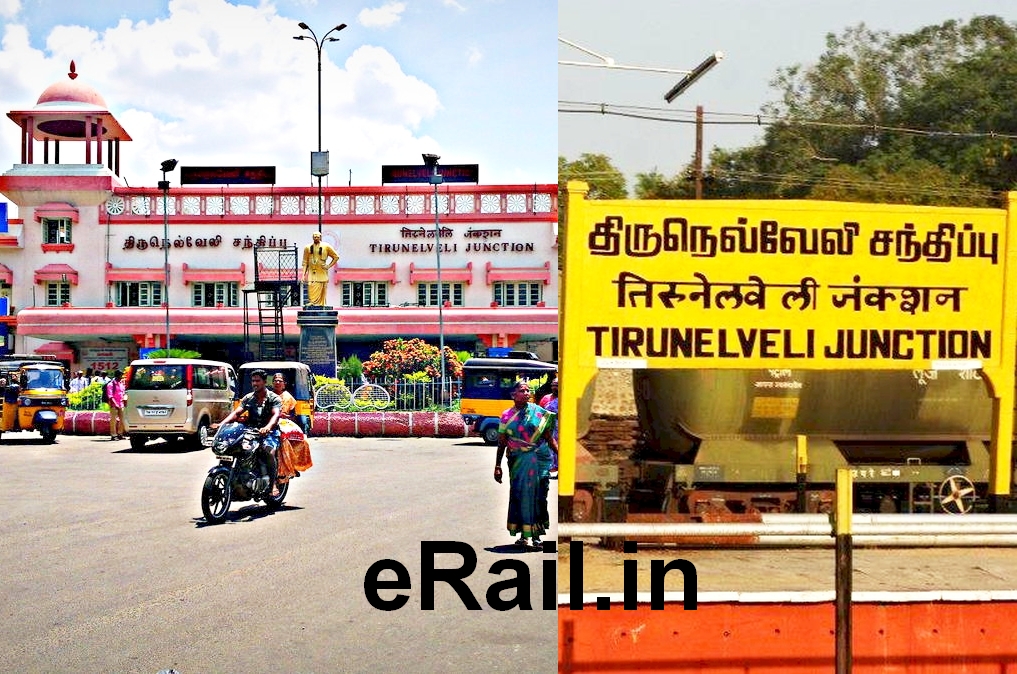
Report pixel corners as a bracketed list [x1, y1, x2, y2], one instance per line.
[69, 381, 106, 411]
[634, 169, 696, 199]
[455, 350, 473, 365]
[558, 153, 628, 270]
[625, 16, 1017, 206]
[336, 354, 363, 383]
[362, 338, 464, 381]
[143, 348, 202, 359]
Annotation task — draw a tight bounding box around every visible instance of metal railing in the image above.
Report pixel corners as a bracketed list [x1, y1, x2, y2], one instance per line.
[314, 378, 462, 412]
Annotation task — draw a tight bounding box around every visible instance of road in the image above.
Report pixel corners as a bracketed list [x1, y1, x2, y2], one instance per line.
[0, 433, 557, 673]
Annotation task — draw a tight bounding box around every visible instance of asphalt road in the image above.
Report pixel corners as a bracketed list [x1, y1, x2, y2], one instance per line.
[0, 433, 558, 673]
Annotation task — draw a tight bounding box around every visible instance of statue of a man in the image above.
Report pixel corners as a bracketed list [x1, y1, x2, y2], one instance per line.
[301, 232, 339, 307]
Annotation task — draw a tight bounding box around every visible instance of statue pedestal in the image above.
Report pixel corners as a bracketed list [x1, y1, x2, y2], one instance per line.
[297, 308, 338, 378]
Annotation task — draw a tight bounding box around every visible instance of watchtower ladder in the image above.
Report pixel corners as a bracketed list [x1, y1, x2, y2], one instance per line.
[243, 246, 300, 360]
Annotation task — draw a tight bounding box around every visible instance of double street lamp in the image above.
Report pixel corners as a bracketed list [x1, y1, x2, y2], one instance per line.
[158, 158, 178, 354]
[422, 153, 447, 402]
[294, 22, 347, 233]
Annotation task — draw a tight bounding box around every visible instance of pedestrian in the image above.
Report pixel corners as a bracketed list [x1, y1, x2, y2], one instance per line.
[69, 370, 88, 394]
[107, 369, 127, 440]
[540, 378, 559, 477]
[538, 376, 557, 408]
[494, 380, 557, 549]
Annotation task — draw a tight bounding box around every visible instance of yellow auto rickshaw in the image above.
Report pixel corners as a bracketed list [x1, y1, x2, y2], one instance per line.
[235, 361, 315, 435]
[0, 360, 68, 443]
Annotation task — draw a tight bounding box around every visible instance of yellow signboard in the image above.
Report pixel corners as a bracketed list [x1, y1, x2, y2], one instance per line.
[558, 183, 1017, 499]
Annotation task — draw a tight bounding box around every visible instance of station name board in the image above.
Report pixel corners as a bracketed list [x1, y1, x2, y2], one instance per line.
[180, 166, 276, 185]
[381, 164, 479, 184]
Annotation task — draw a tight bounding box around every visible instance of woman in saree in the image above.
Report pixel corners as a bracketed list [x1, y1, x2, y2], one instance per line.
[494, 380, 557, 548]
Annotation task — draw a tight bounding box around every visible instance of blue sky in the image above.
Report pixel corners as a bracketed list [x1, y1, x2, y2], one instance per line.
[0, 0, 555, 207]
[560, 0, 1017, 194]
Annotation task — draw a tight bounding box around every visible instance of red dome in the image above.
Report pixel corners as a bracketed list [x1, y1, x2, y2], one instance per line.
[35, 61, 107, 108]
[37, 79, 107, 108]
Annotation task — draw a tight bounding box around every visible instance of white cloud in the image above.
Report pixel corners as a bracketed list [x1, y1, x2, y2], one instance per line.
[466, 45, 481, 66]
[357, 2, 405, 29]
[442, 0, 466, 11]
[0, 0, 445, 187]
[0, 0, 19, 20]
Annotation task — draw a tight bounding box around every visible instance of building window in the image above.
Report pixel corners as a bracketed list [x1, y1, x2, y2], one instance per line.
[115, 281, 164, 307]
[342, 282, 389, 307]
[417, 282, 464, 307]
[493, 282, 543, 307]
[191, 282, 239, 307]
[45, 282, 71, 306]
[42, 218, 72, 244]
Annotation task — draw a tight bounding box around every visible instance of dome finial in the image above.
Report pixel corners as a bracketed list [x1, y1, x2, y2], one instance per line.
[68, 60, 77, 80]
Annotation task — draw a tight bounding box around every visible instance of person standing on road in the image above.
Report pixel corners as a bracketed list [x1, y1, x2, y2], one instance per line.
[494, 380, 557, 549]
[69, 370, 88, 394]
[538, 377, 557, 408]
[540, 378, 559, 478]
[107, 370, 127, 441]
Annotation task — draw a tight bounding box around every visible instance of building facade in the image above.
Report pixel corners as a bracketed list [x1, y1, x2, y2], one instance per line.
[0, 69, 558, 373]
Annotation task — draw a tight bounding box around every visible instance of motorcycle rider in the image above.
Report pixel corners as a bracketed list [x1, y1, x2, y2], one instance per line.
[213, 368, 283, 497]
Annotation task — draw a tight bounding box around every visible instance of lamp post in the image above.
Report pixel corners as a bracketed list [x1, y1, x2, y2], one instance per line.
[422, 153, 446, 402]
[158, 159, 177, 354]
[294, 21, 347, 233]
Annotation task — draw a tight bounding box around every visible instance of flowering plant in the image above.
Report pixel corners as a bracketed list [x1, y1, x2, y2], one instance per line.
[362, 338, 464, 381]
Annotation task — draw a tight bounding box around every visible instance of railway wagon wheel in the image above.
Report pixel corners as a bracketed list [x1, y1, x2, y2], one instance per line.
[938, 475, 976, 514]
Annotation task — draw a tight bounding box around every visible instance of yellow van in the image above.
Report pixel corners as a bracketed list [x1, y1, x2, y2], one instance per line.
[124, 358, 237, 450]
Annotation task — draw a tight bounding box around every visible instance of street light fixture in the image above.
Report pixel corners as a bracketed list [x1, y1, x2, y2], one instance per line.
[294, 22, 347, 233]
[422, 153, 447, 402]
[663, 51, 724, 103]
[158, 158, 178, 354]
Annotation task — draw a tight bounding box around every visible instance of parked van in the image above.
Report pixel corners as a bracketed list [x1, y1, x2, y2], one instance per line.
[124, 358, 237, 450]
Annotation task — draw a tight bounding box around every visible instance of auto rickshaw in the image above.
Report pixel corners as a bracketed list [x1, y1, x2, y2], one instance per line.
[0, 360, 68, 443]
[235, 361, 314, 435]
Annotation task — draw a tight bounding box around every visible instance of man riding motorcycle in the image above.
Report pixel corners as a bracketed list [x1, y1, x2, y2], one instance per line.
[213, 368, 282, 497]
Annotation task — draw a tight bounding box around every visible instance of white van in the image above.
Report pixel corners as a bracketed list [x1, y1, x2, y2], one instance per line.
[124, 358, 237, 450]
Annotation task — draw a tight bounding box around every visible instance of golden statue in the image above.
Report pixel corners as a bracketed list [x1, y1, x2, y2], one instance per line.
[301, 232, 339, 307]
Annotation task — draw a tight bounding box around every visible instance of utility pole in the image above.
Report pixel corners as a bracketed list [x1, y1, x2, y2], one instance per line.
[694, 105, 704, 199]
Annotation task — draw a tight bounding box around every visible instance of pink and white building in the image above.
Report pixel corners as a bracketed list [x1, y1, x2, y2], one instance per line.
[0, 67, 558, 372]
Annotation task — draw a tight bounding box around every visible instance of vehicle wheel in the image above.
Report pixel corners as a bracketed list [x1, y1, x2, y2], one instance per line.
[263, 480, 289, 510]
[40, 426, 57, 443]
[482, 425, 500, 445]
[193, 418, 210, 450]
[129, 435, 147, 450]
[201, 471, 232, 524]
[939, 475, 976, 514]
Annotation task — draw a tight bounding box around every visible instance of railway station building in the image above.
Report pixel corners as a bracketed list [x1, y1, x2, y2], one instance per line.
[0, 68, 558, 373]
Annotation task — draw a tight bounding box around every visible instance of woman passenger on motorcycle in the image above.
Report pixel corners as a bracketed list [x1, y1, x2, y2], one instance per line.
[213, 369, 283, 497]
[272, 373, 296, 420]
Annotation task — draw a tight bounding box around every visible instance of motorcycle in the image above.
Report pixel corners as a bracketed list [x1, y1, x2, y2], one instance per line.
[200, 421, 288, 524]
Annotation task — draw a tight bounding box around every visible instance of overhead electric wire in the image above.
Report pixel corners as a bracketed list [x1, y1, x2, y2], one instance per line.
[559, 100, 1017, 141]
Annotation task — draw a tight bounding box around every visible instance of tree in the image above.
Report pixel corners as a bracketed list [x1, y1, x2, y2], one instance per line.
[701, 16, 1017, 205]
[634, 167, 695, 199]
[557, 153, 627, 269]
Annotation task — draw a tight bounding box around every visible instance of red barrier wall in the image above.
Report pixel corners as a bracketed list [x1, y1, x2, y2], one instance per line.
[560, 596, 1017, 673]
[65, 411, 469, 439]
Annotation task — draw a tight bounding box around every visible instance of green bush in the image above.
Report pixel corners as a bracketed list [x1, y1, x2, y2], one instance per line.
[336, 354, 364, 383]
[70, 382, 107, 411]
